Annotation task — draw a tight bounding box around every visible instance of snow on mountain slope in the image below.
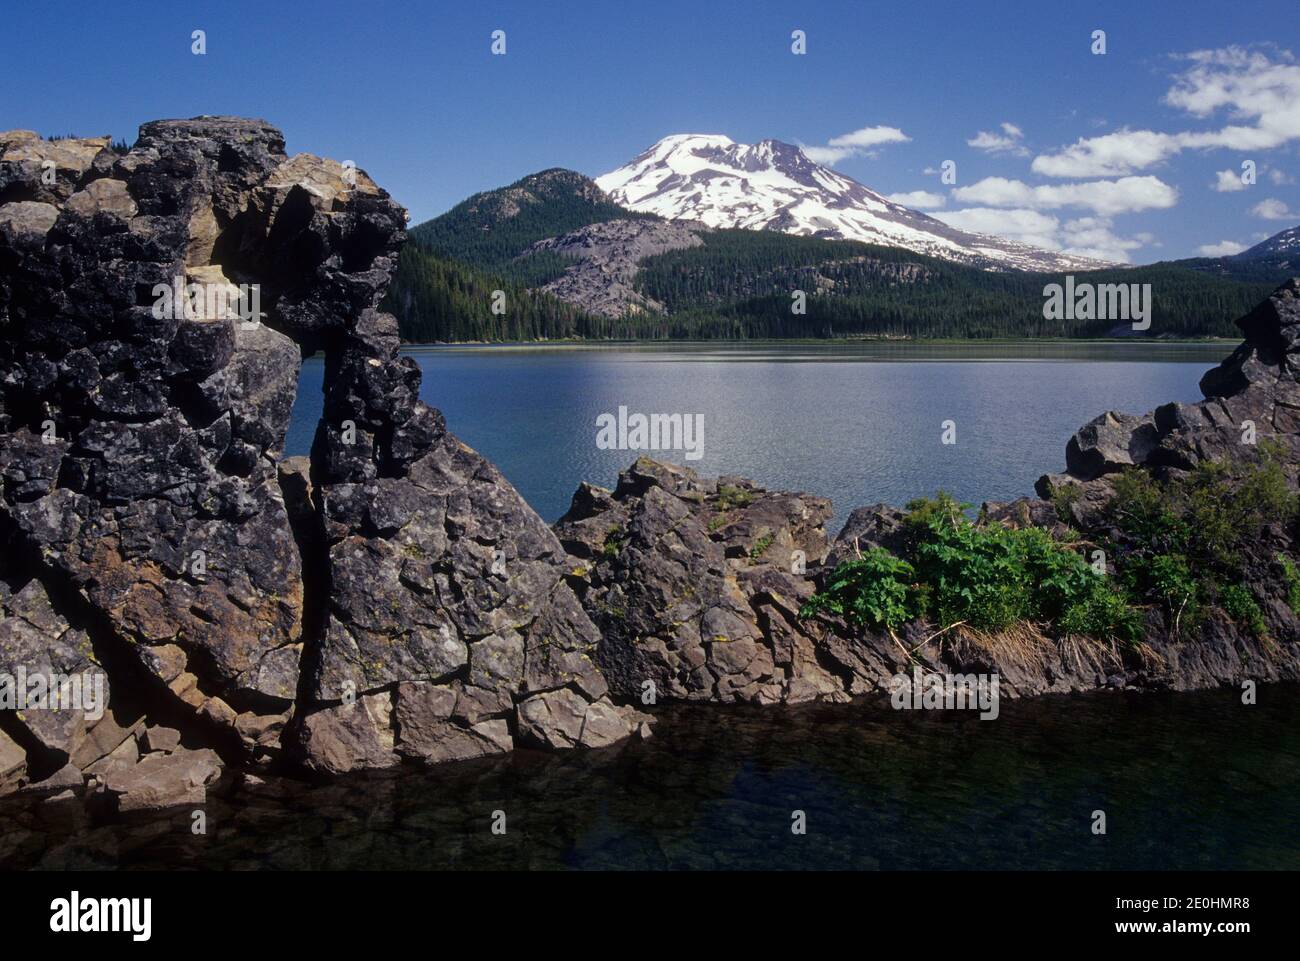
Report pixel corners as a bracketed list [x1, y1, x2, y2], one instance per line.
[1236, 224, 1300, 260]
[596, 134, 1116, 272]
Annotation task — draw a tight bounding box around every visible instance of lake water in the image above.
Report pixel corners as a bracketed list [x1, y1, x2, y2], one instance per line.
[285, 342, 1231, 526]
[5, 685, 1297, 870]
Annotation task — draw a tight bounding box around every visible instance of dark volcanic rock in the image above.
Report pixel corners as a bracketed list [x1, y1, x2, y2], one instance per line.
[1039, 278, 1300, 495]
[1, 118, 646, 794]
[554, 456, 846, 705]
[0, 120, 307, 725]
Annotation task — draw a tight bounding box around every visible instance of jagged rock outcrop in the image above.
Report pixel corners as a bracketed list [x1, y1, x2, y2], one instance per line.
[1038, 278, 1300, 506]
[553, 460, 1138, 703]
[0, 118, 646, 802]
[555, 457, 852, 704]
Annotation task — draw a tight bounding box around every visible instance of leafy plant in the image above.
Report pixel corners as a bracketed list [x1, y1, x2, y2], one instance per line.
[1220, 583, 1267, 638]
[602, 525, 625, 560]
[1104, 445, 1297, 634]
[1278, 554, 1300, 614]
[1146, 553, 1200, 635]
[749, 533, 774, 560]
[803, 491, 1139, 643]
[716, 485, 754, 511]
[800, 548, 924, 632]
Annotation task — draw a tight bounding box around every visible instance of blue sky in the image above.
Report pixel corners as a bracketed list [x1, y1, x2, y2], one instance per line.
[3, 0, 1297, 262]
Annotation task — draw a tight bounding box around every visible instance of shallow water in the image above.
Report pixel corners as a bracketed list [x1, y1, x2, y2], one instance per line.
[4, 685, 1297, 870]
[285, 342, 1229, 525]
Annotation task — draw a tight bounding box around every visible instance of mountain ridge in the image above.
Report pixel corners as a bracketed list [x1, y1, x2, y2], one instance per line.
[386, 165, 1291, 341]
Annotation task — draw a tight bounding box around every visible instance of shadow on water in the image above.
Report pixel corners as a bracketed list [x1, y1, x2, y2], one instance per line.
[4, 685, 1298, 870]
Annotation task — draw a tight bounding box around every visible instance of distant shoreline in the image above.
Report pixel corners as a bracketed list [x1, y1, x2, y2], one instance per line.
[395, 336, 1238, 348]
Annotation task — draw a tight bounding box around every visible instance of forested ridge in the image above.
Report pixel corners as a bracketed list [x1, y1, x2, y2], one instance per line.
[385, 169, 1290, 342]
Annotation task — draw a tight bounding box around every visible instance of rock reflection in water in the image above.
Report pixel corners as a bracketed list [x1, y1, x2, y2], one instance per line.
[2, 686, 1297, 870]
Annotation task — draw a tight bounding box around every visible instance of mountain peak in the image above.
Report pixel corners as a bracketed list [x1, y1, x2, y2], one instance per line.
[1236, 224, 1299, 261]
[596, 134, 1116, 272]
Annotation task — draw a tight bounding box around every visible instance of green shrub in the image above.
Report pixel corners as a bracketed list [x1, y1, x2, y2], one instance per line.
[1145, 553, 1200, 632]
[903, 493, 1134, 635]
[1279, 554, 1300, 614]
[716, 485, 754, 510]
[800, 548, 924, 631]
[602, 525, 625, 559]
[803, 448, 1294, 645]
[1049, 482, 1082, 524]
[1059, 587, 1144, 643]
[1108, 443, 1296, 573]
[803, 492, 1138, 642]
[1220, 583, 1267, 637]
[1104, 444, 1297, 632]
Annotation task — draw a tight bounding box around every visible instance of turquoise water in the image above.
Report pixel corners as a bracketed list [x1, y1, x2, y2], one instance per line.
[285, 342, 1229, 525]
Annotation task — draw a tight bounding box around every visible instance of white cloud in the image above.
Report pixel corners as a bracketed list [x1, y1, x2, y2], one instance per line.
[1198, 240, 1248, 255]
[1212, 169, 1248, 191]
[931, 208, 1063, 251]
[1251, 197, 1294, 219]
[951, 175, 1178, 215]
[1032, 47, 1300, 177]
[1060, 217, 1147, 262]
[885, 189, 946, 209]
[967, 122, 1029, 156]
[828, 125, 911, 148]
[801, 145, 854, 164]
[932, 208, 1150, 263]
[1032, 128, 1182, 178]
[1267, 166, 1295, 184]
[802, 125, 910, 165]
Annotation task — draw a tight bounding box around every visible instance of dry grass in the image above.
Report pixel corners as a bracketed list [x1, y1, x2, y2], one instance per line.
[931, 620, 1149, 676]
[958, 622, 1054, 673]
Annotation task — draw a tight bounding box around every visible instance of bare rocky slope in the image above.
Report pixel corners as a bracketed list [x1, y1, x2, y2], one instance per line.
[1, 118, 1297, 814]
[524, 218, 705, 316]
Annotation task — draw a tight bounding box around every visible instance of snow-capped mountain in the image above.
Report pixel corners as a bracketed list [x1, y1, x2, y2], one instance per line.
[595, 134, 1115, 272]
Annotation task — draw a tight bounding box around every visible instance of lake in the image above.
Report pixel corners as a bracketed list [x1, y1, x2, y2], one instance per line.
[284, 341, 1232, 526]
[5, 685, 1297, 870]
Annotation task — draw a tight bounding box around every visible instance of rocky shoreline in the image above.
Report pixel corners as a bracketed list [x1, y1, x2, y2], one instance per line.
[1, 118, 1297, 814]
